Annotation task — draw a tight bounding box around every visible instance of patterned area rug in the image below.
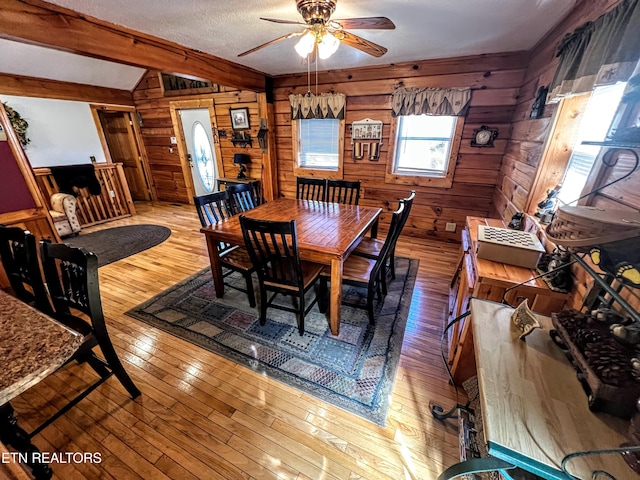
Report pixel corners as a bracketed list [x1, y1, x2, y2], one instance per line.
[126, 257, 418, 425]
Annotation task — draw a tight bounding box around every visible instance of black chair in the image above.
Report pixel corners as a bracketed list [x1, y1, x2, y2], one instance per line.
[325, 179, 361, 205]
[296, 177, 326, 202]
[353, 190, 415, 281]
[194, 191, 257, 307]
[226, 182, 260, 215]
[239, 215, 325, 336]
[0, 225, 53, 315]
[321, 202, 405, 324]
[33, 241, 140, 437]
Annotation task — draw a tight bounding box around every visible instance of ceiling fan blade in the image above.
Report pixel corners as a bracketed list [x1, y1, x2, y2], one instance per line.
[338, 31, 388, 57]
[332, 17, 395, 30]
[260, 17, 306, 26]
[238, 31, 304, 57]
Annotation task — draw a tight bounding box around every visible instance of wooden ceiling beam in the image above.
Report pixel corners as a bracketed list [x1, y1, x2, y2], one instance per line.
[0, 72, 135, 105]
[0, 0, 266, 92]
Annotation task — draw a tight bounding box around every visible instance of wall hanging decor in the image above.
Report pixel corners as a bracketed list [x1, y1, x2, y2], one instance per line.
[471, 125, 498, 147]
[351, 118, 383, 161]
[530, 86, 549, 119]
[2, 102, 30, 147]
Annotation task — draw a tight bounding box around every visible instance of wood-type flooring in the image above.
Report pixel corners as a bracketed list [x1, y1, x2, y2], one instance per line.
[8, 201, 464, 480]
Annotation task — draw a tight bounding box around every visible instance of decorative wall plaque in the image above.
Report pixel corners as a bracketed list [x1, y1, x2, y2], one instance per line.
[351, 118, 383, 161]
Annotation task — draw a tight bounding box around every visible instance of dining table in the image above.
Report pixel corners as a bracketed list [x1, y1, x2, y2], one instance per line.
[0, 289, 84, 479]
[200, 197, 382, 335]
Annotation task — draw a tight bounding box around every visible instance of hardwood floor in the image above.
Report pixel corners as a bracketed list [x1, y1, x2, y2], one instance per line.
[11, 201, 464, 480]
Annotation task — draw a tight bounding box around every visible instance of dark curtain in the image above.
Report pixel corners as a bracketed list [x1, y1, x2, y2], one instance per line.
[549, 0, 640, 101]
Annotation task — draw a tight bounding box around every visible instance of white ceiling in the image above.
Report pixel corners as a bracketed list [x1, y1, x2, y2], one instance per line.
[0, 38, 146, 90]
[4, 0, 579, 89]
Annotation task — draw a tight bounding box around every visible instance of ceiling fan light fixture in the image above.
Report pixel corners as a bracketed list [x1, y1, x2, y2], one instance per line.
[318, 32, 339, 59]
[295, 31, 316, 57]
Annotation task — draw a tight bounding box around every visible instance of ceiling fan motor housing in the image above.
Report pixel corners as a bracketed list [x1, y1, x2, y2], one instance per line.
[296, 0, 337, 24]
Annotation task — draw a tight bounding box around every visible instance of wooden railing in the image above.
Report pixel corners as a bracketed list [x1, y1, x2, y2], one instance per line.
[34, 163, 135, 227]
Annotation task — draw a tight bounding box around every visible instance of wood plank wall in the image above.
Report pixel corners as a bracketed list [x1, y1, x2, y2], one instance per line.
[132, 72, 264, 204]
[493, 0, 625, 221]
[271, 52, 528, 242]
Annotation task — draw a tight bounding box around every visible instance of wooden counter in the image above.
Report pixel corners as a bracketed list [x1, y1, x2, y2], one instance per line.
[471, 298, 631, 479]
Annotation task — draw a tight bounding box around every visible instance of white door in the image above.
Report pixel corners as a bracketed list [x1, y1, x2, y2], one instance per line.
[179, 108, 219, 196]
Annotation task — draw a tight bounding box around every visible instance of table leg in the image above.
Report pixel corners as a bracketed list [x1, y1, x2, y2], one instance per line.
[370, 217, 379, 239]
[329, 258, 343, 335]
[0, 403, 53, 480]
[205, 236, 225, 298]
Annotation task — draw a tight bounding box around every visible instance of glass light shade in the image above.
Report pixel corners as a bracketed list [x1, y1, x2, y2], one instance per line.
[295, 32, 316, 58]
[318, 32, 339, 59]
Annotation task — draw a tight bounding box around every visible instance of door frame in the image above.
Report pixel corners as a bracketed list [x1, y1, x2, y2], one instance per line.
[169, 99, 224, 205]
[90, 104, 156, 201]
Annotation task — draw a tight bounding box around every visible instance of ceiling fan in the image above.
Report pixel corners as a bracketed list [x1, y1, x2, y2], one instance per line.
[238, 0, 395, 60]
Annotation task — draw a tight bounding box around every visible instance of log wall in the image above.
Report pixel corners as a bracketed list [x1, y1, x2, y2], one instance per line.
[271, 53, 528, 242]
[493, 0, 630, 221]
[132, 72, 265, 204]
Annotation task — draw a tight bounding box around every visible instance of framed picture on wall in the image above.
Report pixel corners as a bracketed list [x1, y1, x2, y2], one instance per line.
[230, 107, 250, 130]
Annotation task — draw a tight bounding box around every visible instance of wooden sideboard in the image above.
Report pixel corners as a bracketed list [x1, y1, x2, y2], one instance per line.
[447, 216, 568, 384]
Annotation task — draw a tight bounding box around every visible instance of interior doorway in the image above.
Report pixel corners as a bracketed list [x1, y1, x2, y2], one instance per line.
[93, 107, 153, 201]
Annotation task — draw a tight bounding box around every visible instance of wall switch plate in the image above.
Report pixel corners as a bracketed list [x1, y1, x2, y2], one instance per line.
[170, 136, 177, 144]
[445, 222, 457, 232]
[109, 190, 116, 198]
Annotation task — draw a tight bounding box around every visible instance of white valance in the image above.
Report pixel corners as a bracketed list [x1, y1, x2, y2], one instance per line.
[289, 93, 346, 120]
[391, 87, 471, 117]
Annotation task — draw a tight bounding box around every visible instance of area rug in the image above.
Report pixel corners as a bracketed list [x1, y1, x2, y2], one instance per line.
[65, 224, 171, 267]
[126, 257, 418, 425]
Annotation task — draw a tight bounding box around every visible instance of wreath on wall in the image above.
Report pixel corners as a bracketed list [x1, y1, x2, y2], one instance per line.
[2, 102, 30, 147]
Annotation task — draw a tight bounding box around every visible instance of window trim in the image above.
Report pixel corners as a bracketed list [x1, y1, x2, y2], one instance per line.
[385, 115, 464, 188]
[291, 118, 345, 179]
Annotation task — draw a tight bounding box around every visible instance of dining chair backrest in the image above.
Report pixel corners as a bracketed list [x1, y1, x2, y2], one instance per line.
[296, 177, 326, 202]
[38, 241, 140, 421]
[375, 202, 405, 271]
[40, 241, 103, 336]
[398, 190, 416, 234]
[0, 225, 53, 315]
[226, 182, 260, 214]
[240, 216, 304, 290]
[326, 179, 361, 205]
[193, 191, 233, 227]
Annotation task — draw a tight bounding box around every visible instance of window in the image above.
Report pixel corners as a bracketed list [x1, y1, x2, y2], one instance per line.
[292, 118, 344, 178]
[192, 121, 215, 192]
[393, 115, 457, 176]
[557, 83, 627, 205]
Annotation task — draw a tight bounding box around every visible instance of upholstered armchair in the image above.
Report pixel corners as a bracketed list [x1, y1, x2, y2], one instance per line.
[49, 193, 81, 237]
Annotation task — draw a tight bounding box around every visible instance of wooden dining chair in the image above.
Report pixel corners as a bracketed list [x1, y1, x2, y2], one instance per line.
[296, 177, 326, 202]
[239, 215, 325, 336]
[226, 182, 260, 215]
[321, 202, 405, 324]
[0, 225, 53, 315]
[33, 241, 140, 437]
[193, 191, 257, 307]
[353, 190, 415, 281]
[325, 179, 361, 205]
